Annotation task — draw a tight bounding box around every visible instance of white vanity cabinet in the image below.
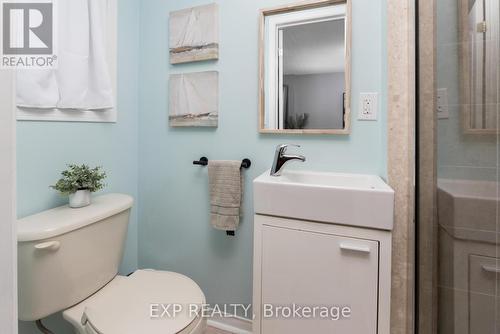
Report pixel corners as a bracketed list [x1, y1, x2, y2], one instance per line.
[252, 169, 394, 334]
[253, 215, 392, 334]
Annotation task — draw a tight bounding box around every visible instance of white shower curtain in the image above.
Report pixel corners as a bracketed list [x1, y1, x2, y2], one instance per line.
[16, 0, 113, 110]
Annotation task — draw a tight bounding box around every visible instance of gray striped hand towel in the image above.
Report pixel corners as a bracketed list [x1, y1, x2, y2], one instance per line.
[208, 160, 243, 231]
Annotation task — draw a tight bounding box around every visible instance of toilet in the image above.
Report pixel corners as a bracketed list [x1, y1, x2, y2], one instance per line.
[17, 193, 206, 334]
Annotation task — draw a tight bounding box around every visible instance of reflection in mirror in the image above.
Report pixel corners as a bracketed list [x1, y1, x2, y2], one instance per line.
[461, 0, 499, 133]
[259, 1, 350, 134]
[282, 20, 345, 129]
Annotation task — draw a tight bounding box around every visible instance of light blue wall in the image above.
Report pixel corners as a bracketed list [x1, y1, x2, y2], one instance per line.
[138, 0, 387, 317]
[16, 0, 388, 331]
[17, 0, 140, 332]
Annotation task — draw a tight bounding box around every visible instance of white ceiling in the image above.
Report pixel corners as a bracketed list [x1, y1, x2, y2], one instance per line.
[283, 19, 345, 75]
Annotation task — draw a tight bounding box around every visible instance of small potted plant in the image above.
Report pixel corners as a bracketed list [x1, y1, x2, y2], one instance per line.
[51, 164, 107, 208]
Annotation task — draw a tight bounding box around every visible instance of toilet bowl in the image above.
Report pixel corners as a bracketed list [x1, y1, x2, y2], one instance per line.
[63, 270, 206, 334]
[17, 194, 207, 334]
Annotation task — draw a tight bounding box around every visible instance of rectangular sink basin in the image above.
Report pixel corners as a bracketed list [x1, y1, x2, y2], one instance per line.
[254, 170, 395, 230]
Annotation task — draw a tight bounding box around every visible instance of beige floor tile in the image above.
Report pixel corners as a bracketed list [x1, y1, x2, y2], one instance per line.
[204, 326, 234, 334]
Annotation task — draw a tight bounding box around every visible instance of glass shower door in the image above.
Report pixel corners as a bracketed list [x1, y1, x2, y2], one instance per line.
[431, 0, 500, 333]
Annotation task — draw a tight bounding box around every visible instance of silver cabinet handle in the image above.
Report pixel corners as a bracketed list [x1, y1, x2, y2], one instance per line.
[340, 243, 371, 254]
[34, 241, 60, 251]
[482, 265, 500, 274]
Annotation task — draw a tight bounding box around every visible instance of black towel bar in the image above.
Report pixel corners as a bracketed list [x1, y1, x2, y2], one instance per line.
[193, 157, 251, 169]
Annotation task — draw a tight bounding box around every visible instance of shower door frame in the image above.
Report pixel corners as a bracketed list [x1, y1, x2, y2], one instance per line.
[415, 0, 439, 333]
[387, 0, 417, 333]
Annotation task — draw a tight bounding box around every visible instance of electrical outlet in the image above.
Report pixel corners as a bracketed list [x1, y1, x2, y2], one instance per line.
[358, 93, 378, 121]
[437, 88, 449, 119]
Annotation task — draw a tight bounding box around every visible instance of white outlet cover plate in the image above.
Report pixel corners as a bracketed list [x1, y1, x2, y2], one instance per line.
[358, 93, 378, 121]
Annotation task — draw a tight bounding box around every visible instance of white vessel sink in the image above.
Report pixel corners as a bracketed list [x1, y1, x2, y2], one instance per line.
[254, 170, 395, 230]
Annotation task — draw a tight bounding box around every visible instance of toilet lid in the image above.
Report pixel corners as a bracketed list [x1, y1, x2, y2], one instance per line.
[63, 270, 205, 334]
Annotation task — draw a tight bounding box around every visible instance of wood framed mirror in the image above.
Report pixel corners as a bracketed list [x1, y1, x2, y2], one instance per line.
[258, 0, 351, 134]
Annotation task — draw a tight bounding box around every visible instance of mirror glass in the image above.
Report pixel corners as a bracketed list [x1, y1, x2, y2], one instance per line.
[260, 2, 350, 133]
[461, 0, 499, 133]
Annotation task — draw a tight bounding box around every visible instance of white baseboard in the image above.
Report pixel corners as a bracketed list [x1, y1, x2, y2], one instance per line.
[207, 310, 252, 334]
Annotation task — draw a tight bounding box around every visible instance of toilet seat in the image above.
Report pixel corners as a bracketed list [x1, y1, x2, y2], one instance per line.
[63, 270, 206, 334]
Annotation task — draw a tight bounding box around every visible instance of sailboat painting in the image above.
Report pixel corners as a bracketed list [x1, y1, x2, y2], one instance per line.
[169, 71, 219, 127]
[169, 3, 219, 64]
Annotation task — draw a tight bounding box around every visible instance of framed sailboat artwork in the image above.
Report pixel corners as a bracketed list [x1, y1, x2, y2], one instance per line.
[169, 3, 219, 64]
[169, 71, 219, 127]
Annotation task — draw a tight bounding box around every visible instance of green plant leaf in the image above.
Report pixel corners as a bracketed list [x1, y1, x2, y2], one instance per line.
[50, 164, 107, 195]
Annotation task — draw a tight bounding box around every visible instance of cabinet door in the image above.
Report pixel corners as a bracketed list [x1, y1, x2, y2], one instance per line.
[468, 255, 500, 334]
[261, 225, 379, 334]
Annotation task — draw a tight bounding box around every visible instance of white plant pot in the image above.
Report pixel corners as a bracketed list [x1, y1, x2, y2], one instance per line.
[69, 190, 91, 208]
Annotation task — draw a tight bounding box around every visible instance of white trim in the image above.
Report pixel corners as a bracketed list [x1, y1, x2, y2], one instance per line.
[16, 106, 117, 123]
[16, 0, 118, 123]
[277, 29, 284, 129]
[0, 71, 17, 333]
[206, 308, 252, 334]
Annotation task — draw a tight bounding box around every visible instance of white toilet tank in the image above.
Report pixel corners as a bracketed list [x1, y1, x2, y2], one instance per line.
[17, 193, 133, 321]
